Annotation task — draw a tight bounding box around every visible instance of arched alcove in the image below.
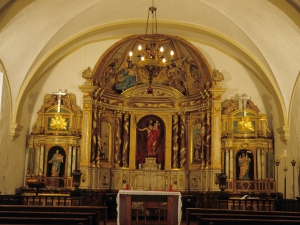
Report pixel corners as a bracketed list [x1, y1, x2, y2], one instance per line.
[47, 146, 66, 177]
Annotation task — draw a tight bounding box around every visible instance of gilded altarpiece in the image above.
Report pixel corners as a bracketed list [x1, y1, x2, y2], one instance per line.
[78, 34, 227, 192]
[26, 93, 82, 189]
[221, 99, 275, 193]
[25, 34, 276, 195]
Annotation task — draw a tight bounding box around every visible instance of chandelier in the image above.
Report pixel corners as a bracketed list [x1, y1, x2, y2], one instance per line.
[127, 4, 176, 94]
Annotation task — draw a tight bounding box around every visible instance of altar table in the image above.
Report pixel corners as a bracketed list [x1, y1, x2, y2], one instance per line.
[117, 190, 182, 225]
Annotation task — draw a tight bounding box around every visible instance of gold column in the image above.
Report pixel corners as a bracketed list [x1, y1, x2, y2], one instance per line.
[179, 113, 186, 168]
[78, 83, 95, 167]
[210, 88, 226, 170]
[96, 108, 103, 167]
[114, 111, 122, 165]
[172, 114, 179, 168]
[79, 70, 95, 187]
[122, 113, 129, 167]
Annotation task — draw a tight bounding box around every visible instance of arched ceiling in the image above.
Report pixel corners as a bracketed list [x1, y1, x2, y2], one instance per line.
[1, 0, 300, 132]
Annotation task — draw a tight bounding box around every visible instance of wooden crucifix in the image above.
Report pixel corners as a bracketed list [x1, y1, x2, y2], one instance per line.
[53, 89, 66, 112]
[239, 93, 250, 116]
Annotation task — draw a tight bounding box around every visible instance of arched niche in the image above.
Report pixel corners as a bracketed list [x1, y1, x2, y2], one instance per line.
[136, 115, 166, 170]
[236, 149, 254, 180]
[47, 146, 66, 177]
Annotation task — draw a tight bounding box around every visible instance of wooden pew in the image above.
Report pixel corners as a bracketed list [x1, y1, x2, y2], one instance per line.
[0, 216, 92, 225]
[0, 211, 99, 224]
[0, 205, 107, 225]
[195, 213, 300, 222]
[186, 208, 300, 225]
[197, 217, 300, 225]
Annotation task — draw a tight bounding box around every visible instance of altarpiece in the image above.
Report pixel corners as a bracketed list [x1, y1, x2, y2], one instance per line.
[24, 33, 274, 195]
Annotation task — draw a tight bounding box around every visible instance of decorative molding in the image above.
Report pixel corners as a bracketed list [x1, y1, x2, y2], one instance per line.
[276, 126, 289, 144]
[11, 123, 23, 140]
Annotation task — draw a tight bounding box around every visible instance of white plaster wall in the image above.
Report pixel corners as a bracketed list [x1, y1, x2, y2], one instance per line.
[0, 67, 25, 194]
[29, 39, 118, 128]
[286, 75, 300, 198]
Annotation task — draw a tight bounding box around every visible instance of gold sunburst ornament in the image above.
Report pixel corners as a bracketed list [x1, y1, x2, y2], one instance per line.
[237, 116, 254, 133]
[50, 114, 67, 131]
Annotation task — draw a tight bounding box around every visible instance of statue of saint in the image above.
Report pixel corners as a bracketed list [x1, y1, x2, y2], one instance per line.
[49, 150, 64, 177]
[238, 152, 251, 180]
[138, 120, 161, 156]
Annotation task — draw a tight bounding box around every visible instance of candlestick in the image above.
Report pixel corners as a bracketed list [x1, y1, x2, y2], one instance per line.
[275, 157, 280, 199]
[291, 158, 296, 199]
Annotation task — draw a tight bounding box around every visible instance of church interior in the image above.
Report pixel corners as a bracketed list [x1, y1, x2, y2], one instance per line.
[0, 0, 300, 223]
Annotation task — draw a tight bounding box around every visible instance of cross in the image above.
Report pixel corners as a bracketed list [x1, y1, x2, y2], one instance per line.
[53, 89, 66, 112]
[239, 93, 251, 116]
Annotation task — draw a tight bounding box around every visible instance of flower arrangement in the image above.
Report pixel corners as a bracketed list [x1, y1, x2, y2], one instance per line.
[157, 152, 164, 164]
[136, 152, 145, 164]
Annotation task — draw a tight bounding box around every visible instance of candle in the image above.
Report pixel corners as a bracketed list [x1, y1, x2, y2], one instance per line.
[292, 154, 294, 160]
[170, 50, 174, 60]
[276, 154, 279, 161]
[128, 51, 133, 61]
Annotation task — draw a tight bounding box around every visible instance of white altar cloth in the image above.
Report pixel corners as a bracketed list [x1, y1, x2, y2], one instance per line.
[117, 190, 182, 225]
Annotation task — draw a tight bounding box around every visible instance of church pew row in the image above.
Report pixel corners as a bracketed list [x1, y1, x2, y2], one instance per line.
[0, 205, 107, 225]
[197, 217, 300, 225]
[186, 208, 300, 225]
[194, 213, 300, 224]
[0, 216, 92, 225]
[0, 211, 99, 225]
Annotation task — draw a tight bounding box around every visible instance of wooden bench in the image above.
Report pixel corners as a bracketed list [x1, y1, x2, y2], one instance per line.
[186, 208, 300, 225]
[197, 217, 300, 225]
[0, 211, 99, 224]
[0, 216, 92, 225]
[0, 205, 107, 225]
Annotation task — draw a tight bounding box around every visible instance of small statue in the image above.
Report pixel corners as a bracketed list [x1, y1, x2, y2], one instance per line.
[39, 94, 57, 112]
[247, 99, 260, 113]
[224, 99, 238, 115]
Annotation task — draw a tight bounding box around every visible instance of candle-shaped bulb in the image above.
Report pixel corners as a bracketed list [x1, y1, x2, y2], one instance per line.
[141, 56, 145, 61]
[160, 46, 164, 53]
[162, 58, 166, 63]
[170, 50, 174, 57]
[138, 45, 142, 51]
[129, 51, 133, 58]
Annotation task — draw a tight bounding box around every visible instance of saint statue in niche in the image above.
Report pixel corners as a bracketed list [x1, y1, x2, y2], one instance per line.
[136, 116, 165, 167]
[49, 150, 64, 177]
[237, 151, 252, 180]
[138, 120, 161, 156]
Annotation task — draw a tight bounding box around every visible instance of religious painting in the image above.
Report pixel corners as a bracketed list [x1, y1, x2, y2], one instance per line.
[27, 147, 36, 176]
[236, 150, 254, 180]
[46, 146, 66, 177]
[136, 115, 165, 168]
[100, 120, 111, 162]
[114, 64, 137, 93]
[192, 122, 206, 164]
[267, 152, 274, 178]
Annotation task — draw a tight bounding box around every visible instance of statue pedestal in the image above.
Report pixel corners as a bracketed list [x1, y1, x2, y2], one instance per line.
[143, 157, 159, 170]
[45, 177, 64, 188]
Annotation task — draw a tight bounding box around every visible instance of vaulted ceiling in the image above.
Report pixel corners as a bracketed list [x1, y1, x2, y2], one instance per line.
[0, 0, 300, 132]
